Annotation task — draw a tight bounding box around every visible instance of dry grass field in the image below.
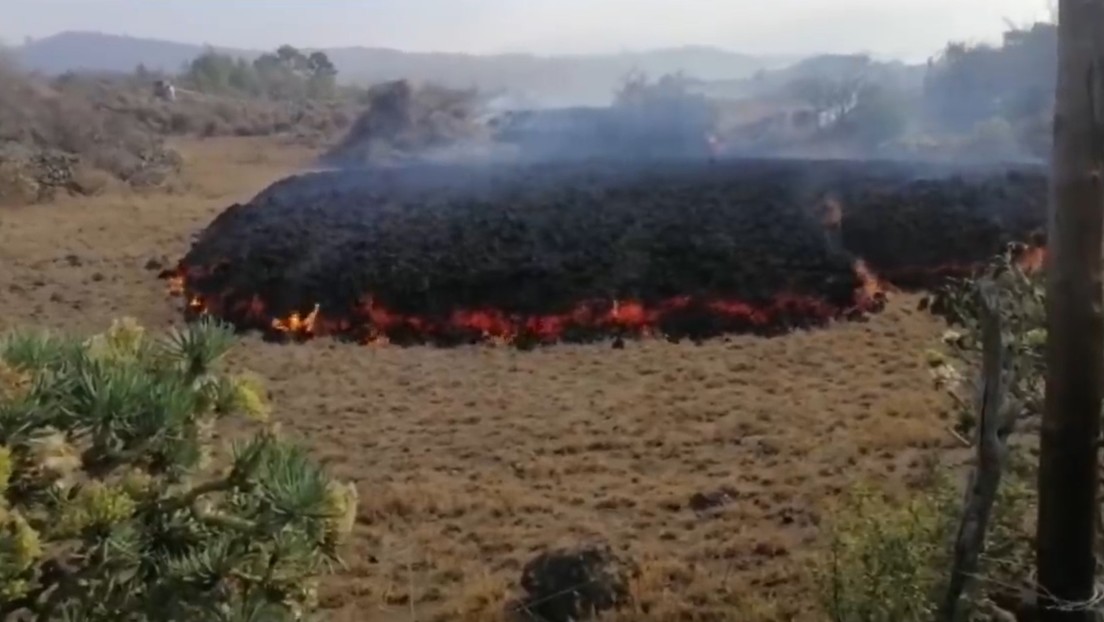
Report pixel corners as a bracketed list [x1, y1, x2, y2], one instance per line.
[0, 137, 959, 621]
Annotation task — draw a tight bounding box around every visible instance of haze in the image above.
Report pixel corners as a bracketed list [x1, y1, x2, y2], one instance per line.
[5, 0, 1051, 61]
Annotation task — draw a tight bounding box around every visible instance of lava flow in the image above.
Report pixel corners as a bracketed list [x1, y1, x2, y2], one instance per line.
[161, 156, 1050, 348]
[161, 240, 1055, 348]
[162, 259, 888, 347]
[862, 240, 1047, 289]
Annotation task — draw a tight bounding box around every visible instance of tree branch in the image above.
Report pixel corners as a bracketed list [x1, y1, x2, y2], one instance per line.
[939, 281, 1020, 621]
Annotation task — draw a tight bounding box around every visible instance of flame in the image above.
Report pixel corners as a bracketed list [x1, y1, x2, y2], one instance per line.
[1014, 244, 1046, 273]
[162, 260, 890, 347]
[852, 259, 893, 304]
[271, 304, 320, 337]
[160, 229, 1052, 347]
[365, 333, 391, 346]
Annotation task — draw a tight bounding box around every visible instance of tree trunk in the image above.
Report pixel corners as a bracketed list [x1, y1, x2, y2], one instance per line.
[1037, 1, 1104, 620]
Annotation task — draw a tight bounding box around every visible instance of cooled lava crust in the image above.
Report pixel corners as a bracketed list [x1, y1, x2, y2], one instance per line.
[167, 157, 1047, 346]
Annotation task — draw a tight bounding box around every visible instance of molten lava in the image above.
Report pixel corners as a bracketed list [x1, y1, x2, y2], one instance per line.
[866, 241, 1047, 289]
[163, 257, 889, 347]
[161, 235, 1054, 349]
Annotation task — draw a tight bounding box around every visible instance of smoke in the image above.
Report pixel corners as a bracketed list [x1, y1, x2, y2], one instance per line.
[323, 18, 1057, 180]
[322, 72, 723, 174]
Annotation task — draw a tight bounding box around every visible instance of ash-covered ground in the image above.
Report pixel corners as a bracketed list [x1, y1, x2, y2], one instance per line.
[169, 156, 1047, 345]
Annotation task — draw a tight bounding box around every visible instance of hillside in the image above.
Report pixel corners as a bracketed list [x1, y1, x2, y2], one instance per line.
[16, 31, 795, 105]
[693, 53, 926, 100]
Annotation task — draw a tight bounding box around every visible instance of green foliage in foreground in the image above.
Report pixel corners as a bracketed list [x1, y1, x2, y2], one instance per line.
[0, 318, 358, 621]
[813, 479, 957, 622]
[814, 249, 1041, 622]
[813, 467, 1034, 622]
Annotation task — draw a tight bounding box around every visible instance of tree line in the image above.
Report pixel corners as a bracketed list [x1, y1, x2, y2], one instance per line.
[779, 21, 1056, 157]
[172, 44, 339, 100]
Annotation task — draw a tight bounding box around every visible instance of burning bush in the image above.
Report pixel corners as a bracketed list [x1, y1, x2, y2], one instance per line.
[0, 318, 357, 619]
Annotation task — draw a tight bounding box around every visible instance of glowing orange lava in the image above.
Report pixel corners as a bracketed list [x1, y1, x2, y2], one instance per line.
[165, 241, 1055, 347]
[164, 258, 889, 346]
[1014, 244, 1046, 273]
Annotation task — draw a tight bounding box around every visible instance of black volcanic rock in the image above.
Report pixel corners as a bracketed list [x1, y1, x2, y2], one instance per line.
[171, 157, 1047, 345]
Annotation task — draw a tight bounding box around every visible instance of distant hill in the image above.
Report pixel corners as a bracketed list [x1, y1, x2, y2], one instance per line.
[17, 32, 252, 75]
[15, 31, 796, 106]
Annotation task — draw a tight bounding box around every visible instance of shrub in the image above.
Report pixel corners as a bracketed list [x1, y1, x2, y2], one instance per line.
[816, 251, 1042, 622]
[812, 480, 957, 622]
[0, 68, 181, 196]
[0, 317, 357, 620]
[813, 469, 1035, 622]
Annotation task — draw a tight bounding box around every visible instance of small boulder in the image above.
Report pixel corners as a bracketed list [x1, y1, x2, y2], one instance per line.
[688, 489, 734, 514]
[518, 543, 635, 622]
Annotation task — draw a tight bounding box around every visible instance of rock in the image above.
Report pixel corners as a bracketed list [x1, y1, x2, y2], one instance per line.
[144, 257, 165, 271]
[518, 543, 635, 622]
[688, 489, 734, 513]
[752, 541, 789, 558]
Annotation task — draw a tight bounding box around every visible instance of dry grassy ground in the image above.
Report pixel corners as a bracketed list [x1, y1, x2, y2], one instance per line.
[0, 137, 958, 621]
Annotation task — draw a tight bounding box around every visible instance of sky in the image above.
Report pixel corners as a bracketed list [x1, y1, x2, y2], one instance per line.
[3, 0, 1054, 61]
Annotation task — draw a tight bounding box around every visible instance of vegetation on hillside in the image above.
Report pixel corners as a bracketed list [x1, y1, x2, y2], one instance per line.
[0, 317, 357, 620]
[181, 45, 339, 101]
[923, 23, 1055, 155]
[718, 21, 1056, 161]
[0, 51, 181, 203]
[0, 43, 363, 204]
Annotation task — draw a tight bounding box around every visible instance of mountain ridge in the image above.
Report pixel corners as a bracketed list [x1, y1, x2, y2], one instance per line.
[14, 31, 798, 105]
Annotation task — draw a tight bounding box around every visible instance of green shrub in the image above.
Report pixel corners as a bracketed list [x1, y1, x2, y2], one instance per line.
[812, 480, 957, 622]
[813, 469, 1036, 622]
[0, 317, 357, 621]
[815, 251, 1043, 622]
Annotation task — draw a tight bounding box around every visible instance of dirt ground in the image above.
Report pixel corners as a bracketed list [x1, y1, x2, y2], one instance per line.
[0, 137, 958, 621]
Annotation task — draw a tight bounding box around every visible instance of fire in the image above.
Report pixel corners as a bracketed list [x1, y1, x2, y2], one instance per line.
[162, 258, 889, 347]
[163, 236, 1075, 348]
[1014, 244, 1046, 273]
[853, 259, 894, 304]
[271, 304, 320, 336]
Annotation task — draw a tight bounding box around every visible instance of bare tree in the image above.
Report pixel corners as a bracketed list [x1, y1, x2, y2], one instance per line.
[1037, 1, 1104, 620]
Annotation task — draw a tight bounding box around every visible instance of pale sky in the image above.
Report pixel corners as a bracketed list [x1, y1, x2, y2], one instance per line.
[3, 0, 1054, 61]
